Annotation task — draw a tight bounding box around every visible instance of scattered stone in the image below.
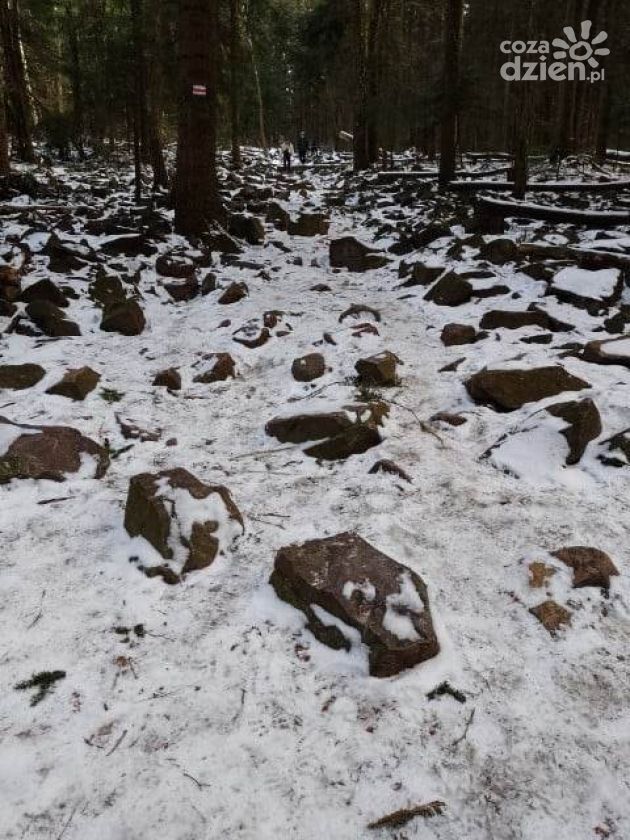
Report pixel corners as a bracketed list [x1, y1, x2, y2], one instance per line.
[270, 532, 439, 677]
[42, 233, 91, 272]
[528, 561, 556, 589]
[0, 364, 45, 390]
[116, 415, 161, 442]
[550, 266, 623, 314]
[266, 201, 290, 230]
[89, 271, 126, 308]
[0, 264, 21, 302]
[20, 278, 69, 308]
[124, 468, 243, 578]
[329, 236, 389, 272]
[400, 264, 444, 288]
[479, 237, 518, 264]
[430, 411, 467, 426]
[193, 353, 236, 383]
[424, 272, 473, 307]
[368, 459, 412, 482]
[465, 366, 590, 412]
[218, 281, 248, 305]
[266, 402, 388, 444]
[440, 323, 478, 346]
[233, 325, 270, 348]
[203, 226, 242, 254]
[0, 416, 109, 482]
[100, 300, 145, 335]
[164, 277, 199, 302]
[355, 351, 400, 386]
[155, 253, 196, 279]
[201, 273, 217, 295]
[292, 353, 326, 382]
[228, 213, 265, 245]
[26, 300, 81, 337]
[439, 357, 465, 373]
[583, 336, 630, 370]
[529, 600, 572, 635]
[288, 213, 330, 236]
[152, 368, 182, 390]
[551, 546, 619, 589]
[479, 309, 572, 332]
[339, 303, 381, 323]
[46, 366, 101, 401]
[304, 424, 382, 460]
[546, 398, 602, 465]
[101, 234, 155, 258]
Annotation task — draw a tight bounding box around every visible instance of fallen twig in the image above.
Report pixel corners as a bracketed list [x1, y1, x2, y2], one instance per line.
[183, 771, 211, 790]
[384, 397, 445, 446]
[106, 728, 128, 756]
[26, 589, 46, 629]
[231, 443, 299, 460]
[55, 802, 80, 840]
[451, 708, 475, 747]
[368, 800, 446, 829]
[288, 379, 346, 402]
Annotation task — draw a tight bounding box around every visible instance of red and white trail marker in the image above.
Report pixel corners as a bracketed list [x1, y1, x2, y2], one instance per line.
[192, 84, 207, 97]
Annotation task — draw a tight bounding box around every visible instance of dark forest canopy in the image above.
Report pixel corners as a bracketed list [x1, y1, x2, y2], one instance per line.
[1, 0, 629, 162]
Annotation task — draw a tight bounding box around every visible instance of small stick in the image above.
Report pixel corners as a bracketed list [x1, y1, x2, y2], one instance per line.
[451, 708, 475, 747]
[106, 729, 128, 756]
[231, 443, 299, 461]
[385, 397, 445, 446]
[288, 380, 346, 402]
[55, 803, 79, 840]
[183, 771, 211, 790]
[26, 590, 46, 629]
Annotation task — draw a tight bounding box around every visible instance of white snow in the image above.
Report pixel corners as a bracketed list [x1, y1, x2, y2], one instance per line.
[0, 157, 628, 840]
[552, 266, 620, 300]
[342, 579, 376, 602]
[600, 338, 630, 358]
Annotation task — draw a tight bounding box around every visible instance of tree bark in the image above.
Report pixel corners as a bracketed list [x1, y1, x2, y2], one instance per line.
[438, 0, 463, 188]
[352, 0, 369, 172]
[0, 0, 33, 162]
[229, 0, 242, 168]
[65, 2, 84, 158]
[174, 0, 223, 236]
[0, 49, 9, 174]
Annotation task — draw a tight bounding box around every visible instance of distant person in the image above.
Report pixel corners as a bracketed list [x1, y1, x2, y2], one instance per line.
[281, 139, 293, 171]
[297, 131, 308, 165]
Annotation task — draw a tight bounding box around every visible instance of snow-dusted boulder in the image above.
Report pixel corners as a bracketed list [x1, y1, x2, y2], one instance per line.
[550, 266, 623, 314]
[484, 398, 601, 479]
[265, 402, 387, 460]
[0, 416, 109, 483]
[124, 468, 243, 582]
[46, 367, 101, 401]
[465, 365, 590, 412]
[270, 532, 439, 677]
[583, 336, 630, 370]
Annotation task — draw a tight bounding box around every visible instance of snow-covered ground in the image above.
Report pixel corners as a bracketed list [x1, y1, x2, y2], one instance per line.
[0, 157, 629, 840]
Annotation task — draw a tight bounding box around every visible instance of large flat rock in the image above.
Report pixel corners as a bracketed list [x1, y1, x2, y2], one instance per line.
[270, 532, 440, 677]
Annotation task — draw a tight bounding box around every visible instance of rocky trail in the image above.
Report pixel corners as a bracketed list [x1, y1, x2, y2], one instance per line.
[0, 153, 629, 839]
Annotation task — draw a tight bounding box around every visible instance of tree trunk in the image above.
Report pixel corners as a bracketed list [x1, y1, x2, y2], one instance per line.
[0, 57, 9, 175]
[352, 0, 369, 172]
[146, 0, 168, 189]
[366, 0, 386, 165]
[438, 0, 463, 188]
[65, 2, 84, 159]
[0, 0, 33, 162]
[174, 0, 223, 236]
[229, 0, 242, 168]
